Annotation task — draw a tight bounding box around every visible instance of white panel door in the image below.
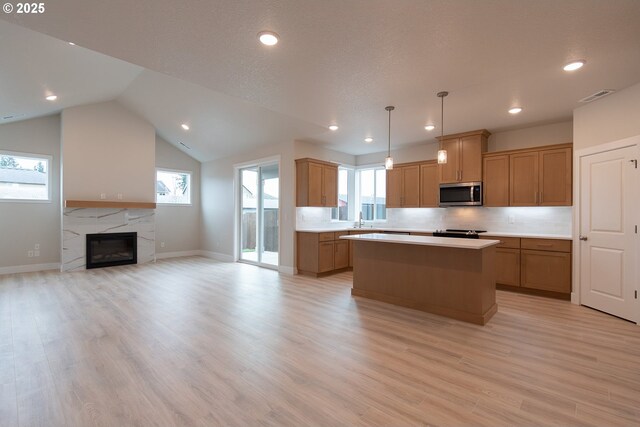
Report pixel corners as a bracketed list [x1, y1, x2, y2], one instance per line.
[579, 145, 637, 322]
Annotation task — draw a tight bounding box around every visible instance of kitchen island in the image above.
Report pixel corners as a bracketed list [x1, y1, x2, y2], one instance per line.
[341, 233, 500, 325]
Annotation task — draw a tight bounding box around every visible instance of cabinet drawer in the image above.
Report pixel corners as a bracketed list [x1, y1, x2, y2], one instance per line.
[318, 232, 335, 242]
[482, 236, 520, 249]
[521, 238, 571, 252]
[334, 231, 348, 239]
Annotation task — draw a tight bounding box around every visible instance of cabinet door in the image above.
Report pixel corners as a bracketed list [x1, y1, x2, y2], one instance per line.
[334, 240, 349, 269]
[386, 168, 403, 208]
[307, 162, 324, 206]
[322, 165, 338, 207]
[483, 155, 509, 206]
[318, 242, 335, 273]
[460, 135, 483, 182]
[510, 152, 539, 206]
[420, 162, 439, 207]
[438, 138, 460, 183]
[402, 165, 420, 207]
[495, 248, 520, 286]
[521, 249, 571, 293]
[539, 148, 572, 206]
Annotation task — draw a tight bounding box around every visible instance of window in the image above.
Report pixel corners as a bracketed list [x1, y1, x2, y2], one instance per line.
[357, 167, 386, 220]
[331, 167, 351, 221]
[156, 169, 191, 204]
[0, 151, 51, 201]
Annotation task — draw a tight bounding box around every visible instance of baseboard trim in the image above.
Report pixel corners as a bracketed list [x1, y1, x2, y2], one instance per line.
[156, 250, 201, 260]
[278, 266, 295, 275]
[0, 262, 61, 275]
[199, 250, 234, 262]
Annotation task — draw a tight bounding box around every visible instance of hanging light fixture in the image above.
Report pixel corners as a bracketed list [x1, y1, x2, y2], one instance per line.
[437, 91, 449, 164]
[385, 106, 395, 170]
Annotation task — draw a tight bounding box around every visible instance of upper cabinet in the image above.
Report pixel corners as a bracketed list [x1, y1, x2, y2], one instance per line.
[420, 161, 439, 207]
[386, 163, 420, 208]
[483, 143, 572, 207]
[296, 158, 338, 207]
[438, 129, 490, 184]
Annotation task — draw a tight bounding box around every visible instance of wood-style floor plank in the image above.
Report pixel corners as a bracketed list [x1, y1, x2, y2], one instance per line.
[0, 256, 638, 426]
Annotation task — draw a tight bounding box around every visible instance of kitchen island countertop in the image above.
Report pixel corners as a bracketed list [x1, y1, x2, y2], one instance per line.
[340, 233, 500, 250]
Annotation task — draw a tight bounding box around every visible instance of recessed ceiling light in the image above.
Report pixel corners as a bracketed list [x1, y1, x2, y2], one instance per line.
[563, 60, 585, 72]
[181, 123, 190, 131]
[45, 95, 58, 101]
[508, 107, 523, 114]
[68, 42, 76, 46]
[424, 124, 435, 131]
[364, 137, 373, 143]
[328, 124, 339, 131]
[258, 31, 279, 46]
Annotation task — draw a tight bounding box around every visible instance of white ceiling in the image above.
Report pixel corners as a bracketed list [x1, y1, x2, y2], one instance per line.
[2, 0, 640, 162]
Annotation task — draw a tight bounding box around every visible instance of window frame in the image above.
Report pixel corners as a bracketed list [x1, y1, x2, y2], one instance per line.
[0, 150, 52, 203]
[355, 165, 387, 222]
[155, 167, 193, 206]
[331, 166, 355, 222]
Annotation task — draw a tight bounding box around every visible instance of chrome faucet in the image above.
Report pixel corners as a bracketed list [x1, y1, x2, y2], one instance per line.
[358, 211, 365, 228]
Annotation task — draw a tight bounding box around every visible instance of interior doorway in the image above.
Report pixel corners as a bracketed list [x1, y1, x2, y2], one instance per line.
[238, 161, 280, 268]
[577, 138, 638, 323]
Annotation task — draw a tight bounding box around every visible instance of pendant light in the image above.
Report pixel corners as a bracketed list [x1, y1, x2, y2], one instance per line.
[437, 91, 449, 164]
[385, 106, 395, 170]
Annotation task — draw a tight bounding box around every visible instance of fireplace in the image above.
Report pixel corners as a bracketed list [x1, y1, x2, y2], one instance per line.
[86, 232, 137, 269]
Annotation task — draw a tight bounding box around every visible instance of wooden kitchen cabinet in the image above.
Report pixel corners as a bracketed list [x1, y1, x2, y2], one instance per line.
[420, 161, 439, 207]
[508, 145, 572, 206]
[520, 238, 571, 294]
[296, 158, 338, 207]
[482, 154, 510, 206]
[386, 163, 420, 208]
[348, 229, 379, 267]
[297, 231, 350, 276]
[437, 129, 490, 184]
[495, 248, 521, 287]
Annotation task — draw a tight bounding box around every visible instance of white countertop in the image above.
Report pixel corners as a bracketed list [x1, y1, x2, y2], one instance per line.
[296, 226, 571, 240]
[340, 233, 500, 249]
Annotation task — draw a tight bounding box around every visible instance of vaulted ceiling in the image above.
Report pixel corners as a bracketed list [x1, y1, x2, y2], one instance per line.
[2, 0, 640, 162]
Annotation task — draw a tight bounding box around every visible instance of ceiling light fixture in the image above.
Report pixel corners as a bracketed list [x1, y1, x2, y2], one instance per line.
[508, 107, 523, 114]
[425, 124, 435, 131]
[437, 91, 448, 165]
[181, 123, 190, 130]
[384, 106, 395, 170]
[258, 31, 279, 46]
[45, 95, 58, 101]
[328, 124, 339, 131]
[68, 42, 76, 46]
[563, 60, 585, 72]
[364, 137, 373, 143]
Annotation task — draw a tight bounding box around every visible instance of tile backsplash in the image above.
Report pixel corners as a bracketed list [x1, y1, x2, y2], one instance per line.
[296, 206, 572, 236]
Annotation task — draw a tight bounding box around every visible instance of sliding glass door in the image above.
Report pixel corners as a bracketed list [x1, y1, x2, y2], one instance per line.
[239, 162, 279, 267]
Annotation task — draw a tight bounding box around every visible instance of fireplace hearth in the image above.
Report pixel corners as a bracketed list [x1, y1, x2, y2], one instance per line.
[86, 232, 137, 269]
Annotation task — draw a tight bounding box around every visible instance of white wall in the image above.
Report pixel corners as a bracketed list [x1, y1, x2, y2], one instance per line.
[0, 115, 61, 269]
[155, 136, 201, 255]
[488, 121, 573, 152]
[62, 101, 156, 202]
[574, 81, 640, 150]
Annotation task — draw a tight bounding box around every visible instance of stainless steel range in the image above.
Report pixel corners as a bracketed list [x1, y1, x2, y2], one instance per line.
[432, 229, 487, 239]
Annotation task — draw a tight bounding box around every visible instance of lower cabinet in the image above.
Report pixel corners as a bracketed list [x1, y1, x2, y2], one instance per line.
[297, 231, 349, 276]
[481, 235, 572, 296]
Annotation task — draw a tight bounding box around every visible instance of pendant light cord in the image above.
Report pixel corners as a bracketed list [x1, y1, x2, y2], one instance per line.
[388, 108, 391, 157]
[441, 94, 444, 140]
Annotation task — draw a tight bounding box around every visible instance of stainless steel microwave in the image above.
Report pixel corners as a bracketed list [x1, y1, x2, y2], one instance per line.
[439, 182, 482, 207]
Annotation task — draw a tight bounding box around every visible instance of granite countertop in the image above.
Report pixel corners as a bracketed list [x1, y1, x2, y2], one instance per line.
[340, 233, 500, 249]
[296, 226, 572, 240]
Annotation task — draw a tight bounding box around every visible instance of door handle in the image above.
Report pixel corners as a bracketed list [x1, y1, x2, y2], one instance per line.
[579, 235, 588, 241]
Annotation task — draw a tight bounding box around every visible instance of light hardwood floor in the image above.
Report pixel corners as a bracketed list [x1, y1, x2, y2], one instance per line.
[0, 257, 639, 426]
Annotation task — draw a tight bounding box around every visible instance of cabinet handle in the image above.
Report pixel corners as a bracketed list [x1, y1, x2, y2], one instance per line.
[539, 191, 543, 204]
[536, 243, 553, 247]
[534, 191, 538, 204]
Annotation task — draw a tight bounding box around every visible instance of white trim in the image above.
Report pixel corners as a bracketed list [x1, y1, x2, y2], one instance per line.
[0, 262, 60, 276]
[199, 250, 234, 262]
[233, 154, 281, 170]
[573, 134, 640, 323]
[0, 150, 53, 202]
[155, 168, 192, 205]
[278, 266, 295, 275]
[155, 250, 200, 260]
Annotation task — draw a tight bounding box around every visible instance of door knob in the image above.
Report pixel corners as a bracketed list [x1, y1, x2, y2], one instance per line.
[579, 235, 588, 241]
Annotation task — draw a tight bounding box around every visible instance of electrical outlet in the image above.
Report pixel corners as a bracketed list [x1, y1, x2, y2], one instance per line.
[508, 215, 515, 224]
[34, 243, 40, 250]
[160, 242, 165, 248]
[100, 193, 106, 200]
[117, 193, 123, 200]
[28, 250, 34, 258]
[34, 250, 40, 257]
